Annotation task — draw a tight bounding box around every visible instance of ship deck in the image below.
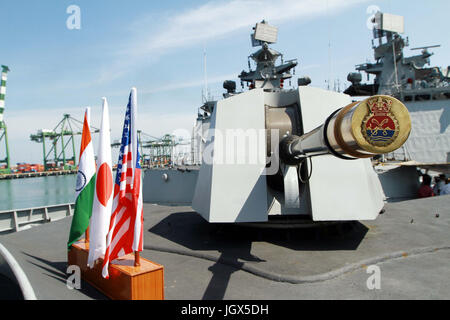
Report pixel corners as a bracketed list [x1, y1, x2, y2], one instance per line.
[0, 196, 449, 300]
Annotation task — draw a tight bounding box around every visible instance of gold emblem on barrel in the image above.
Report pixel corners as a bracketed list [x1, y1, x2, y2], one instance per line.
[350, 95, 411, 156]
[362, 97, 400, 147]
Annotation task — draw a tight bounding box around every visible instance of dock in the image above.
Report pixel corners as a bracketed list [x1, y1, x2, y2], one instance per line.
[0, 170, 77, 180]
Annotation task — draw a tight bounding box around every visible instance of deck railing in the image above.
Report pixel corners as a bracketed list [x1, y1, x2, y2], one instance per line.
[0, 203, 75, 234]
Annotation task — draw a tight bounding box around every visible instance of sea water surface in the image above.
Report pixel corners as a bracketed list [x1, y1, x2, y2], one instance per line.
[0, 175, 77, 211]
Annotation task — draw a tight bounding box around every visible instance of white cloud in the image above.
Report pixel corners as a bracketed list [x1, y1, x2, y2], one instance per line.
[132, 0, 368, 56]
[102, 0, 369, 82]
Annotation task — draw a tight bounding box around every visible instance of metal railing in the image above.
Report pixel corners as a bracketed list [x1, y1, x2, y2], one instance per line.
[0, 203, 75, 234]
[0, 243, 37, 300]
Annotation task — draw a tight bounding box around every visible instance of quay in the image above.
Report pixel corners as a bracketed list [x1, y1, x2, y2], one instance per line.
[0, 170, 77, 181]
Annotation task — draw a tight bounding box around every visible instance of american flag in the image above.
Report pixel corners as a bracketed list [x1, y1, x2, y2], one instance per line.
[102, 88, 143, 279]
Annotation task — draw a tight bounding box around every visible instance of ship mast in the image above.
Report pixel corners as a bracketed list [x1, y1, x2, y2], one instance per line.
[238, 21, 297, 91]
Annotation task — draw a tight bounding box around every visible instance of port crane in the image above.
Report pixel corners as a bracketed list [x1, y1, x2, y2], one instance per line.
[143, 133, 178, 167]
[111, 131, 179, 167]
[30, 114, 99, 171]
[31, 114, 181, 172]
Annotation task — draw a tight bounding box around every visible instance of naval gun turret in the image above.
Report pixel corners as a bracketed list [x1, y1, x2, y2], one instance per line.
[191, 22, 412, 223]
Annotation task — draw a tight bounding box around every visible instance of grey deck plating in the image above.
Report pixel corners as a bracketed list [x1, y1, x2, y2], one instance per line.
[0, 196, 449, 300]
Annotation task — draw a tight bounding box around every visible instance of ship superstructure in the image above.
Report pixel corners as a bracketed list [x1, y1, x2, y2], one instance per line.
[190, 21, 298, 166]
[181, 21, 411, 223]
[344, 12, 450, 167]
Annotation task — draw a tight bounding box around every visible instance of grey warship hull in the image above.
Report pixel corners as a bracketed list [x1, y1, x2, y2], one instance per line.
[401, 100, 449, 165]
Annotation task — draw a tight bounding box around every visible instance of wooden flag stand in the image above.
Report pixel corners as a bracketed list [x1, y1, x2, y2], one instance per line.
[68, 240, 164, 300]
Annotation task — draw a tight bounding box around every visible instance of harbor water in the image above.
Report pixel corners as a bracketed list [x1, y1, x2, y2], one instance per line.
[0, 175, 77, 211]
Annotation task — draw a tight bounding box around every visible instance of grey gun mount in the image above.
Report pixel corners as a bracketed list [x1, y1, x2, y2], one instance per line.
[192, 89, 413, 223]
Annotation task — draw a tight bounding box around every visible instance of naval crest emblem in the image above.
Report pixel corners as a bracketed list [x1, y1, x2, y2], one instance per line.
[362, 97, 399, 147]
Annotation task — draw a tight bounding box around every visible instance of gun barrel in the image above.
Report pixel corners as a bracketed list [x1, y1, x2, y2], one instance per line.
[280, 95, 411, 164]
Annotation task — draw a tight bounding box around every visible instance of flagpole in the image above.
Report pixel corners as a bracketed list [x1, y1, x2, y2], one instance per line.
[134, 252, 140, 267]
[85, 107, 91, 245]
[85, 226, 90, 243]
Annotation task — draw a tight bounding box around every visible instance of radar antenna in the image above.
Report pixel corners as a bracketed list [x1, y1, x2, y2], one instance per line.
[411, 45, 441, 51]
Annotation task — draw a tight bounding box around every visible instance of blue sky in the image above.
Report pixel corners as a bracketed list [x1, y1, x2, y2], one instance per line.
[0, 0, 449, 164]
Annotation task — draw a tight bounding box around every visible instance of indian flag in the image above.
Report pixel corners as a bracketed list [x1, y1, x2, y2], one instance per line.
[67, 107, 96, 250]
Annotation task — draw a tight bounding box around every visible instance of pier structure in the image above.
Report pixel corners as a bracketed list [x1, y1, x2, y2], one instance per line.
[0, 169, 77, 180]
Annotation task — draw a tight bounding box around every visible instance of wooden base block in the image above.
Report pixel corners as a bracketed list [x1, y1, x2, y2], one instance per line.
[68, 241, 164, 300]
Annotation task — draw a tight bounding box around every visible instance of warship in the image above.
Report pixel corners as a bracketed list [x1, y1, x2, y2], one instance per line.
[344, 11, 449, 174]
[183, 12, 450, 204]
[145, 20, 412, 222]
